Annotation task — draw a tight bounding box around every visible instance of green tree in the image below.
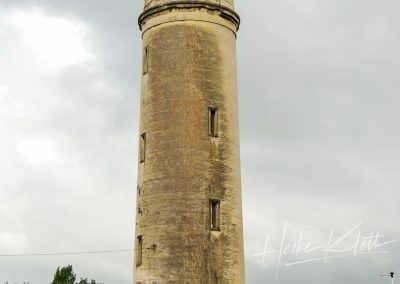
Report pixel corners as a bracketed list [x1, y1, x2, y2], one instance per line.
[52, 265, 76, 284]
[77, 279, 98, 284]
[51, 265, 100, 284]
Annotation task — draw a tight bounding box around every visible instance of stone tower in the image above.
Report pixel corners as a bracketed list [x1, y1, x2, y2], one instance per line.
[134, 0, 244, 283]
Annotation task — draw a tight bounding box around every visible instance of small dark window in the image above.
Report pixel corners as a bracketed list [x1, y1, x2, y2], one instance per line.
[210, 199, 220, 231]
[143, 46, 149, 75]
[209, 107, 218, 137]
[140, 133, 146, 163]
[136, 235, 142, 266]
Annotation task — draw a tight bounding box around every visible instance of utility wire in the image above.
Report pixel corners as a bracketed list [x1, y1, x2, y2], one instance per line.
[0, 249, 135, 257]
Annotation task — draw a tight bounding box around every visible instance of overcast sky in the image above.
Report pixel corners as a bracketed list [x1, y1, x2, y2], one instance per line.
[0, 0, 399, 283]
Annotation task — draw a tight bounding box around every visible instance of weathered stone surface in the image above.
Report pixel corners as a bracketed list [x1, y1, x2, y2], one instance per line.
[134, 1, 244, 283]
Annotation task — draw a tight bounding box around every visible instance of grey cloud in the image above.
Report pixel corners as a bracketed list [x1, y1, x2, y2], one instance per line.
[237, 1, 399, 283]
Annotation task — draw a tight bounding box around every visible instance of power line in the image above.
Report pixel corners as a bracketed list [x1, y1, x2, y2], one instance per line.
[0, 249, 135, 257]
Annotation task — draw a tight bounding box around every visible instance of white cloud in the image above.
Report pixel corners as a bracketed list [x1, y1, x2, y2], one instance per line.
[9, 9, 93, 71]
[0, 232, 28, 252]
[0, 4, 138, 284]
[17, 137, 64, 166]
[0, 85, 7, 100]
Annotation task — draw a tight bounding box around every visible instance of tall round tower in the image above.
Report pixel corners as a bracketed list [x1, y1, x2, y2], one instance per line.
[135, 0, 244, 283]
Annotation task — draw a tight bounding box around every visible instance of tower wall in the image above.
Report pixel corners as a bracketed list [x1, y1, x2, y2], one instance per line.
[135, 2, 244, 283]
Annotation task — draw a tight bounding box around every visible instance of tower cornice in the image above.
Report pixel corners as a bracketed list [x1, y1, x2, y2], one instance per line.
[138, 1, 240, 32]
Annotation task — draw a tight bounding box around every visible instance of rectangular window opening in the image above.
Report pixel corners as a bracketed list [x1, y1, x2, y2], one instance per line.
[143, 46, 149, 75]
[136, 235, 142, 267]
[210, 199, 220, 231]
[140, 133, 146, 163]
[209, 107, 218, 137]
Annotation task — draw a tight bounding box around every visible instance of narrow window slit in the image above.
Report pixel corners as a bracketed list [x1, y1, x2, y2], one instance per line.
[209, 107, 218, 137]
[210, 199, 220, 231]
[143, 46, 149, 75]
[136, 235, 142, 266]
[140, 133, 146, 163]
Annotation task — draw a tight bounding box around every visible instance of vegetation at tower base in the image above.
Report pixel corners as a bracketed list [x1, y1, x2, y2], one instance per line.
[51, 265, 102, 284]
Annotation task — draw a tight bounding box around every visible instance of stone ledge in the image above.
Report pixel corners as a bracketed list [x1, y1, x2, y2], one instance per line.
[139, 1, 240, 31]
